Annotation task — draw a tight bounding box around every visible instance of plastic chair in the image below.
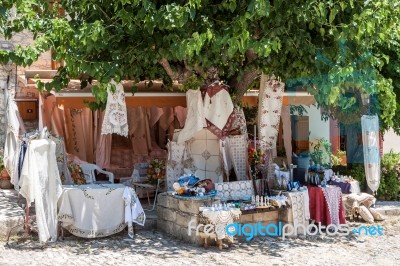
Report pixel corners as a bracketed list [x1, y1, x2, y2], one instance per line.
[79, 163, 115, 184]
[129, 168, 162, 211]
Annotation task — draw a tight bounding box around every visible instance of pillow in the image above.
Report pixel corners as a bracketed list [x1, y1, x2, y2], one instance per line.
[67, 162, 86, 185]
[358, 205, 374, 223]
[368, 208, 385, 221]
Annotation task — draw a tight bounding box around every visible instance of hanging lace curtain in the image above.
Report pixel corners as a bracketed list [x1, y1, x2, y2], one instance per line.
[361, 115, 380, 193]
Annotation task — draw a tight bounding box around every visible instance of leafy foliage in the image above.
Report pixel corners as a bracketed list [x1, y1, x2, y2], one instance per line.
[379, 150, 400, 200]
[0, 0, 399, 127]
[310, 138, 332, 167]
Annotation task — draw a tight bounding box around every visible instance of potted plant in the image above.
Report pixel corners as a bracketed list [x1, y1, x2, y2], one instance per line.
[0, 155, 13, 189]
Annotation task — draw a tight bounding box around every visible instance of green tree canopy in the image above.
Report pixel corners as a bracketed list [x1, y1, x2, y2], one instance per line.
[0, 0, 399, 128]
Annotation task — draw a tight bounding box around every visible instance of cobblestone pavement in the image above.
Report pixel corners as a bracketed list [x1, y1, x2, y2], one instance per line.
[0, 216, 399, 266]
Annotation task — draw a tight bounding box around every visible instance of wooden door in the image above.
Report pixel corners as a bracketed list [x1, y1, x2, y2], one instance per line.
[291, 115, 309, 154]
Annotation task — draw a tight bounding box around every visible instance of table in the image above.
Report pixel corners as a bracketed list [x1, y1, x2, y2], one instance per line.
[58, 184, 145, 238]
[307, 185, 346, 226]
[329, 180, 361, 194]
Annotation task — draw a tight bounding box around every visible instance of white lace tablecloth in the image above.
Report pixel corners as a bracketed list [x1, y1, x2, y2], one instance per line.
[58, 184, 145, 238]
[285, 189, 310, 234]
[200, 208, 241, 242]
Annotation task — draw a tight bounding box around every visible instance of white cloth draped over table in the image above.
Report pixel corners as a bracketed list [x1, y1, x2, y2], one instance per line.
[101, 81, 128, 137]
[123, 186, 146, 237]
[321, 186, 342, 226]
[285, 189, 310, 234]
[361, 115, 381, 193]
[19, 139, 63, 243]
[58, 184, 145, 238]
[201, 208, 241, 242]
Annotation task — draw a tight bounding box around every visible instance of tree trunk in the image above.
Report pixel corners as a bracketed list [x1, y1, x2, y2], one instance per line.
[232, 68, 260, 105]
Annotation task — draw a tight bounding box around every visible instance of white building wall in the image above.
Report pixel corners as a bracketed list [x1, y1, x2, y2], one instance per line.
[383, 129, 400, 154]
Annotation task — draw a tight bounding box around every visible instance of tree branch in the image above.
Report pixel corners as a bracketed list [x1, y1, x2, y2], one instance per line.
[233, 68, 261, 105]
[159, 58, 193, 84]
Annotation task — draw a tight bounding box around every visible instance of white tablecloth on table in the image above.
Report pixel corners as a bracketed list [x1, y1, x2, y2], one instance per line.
[58, 184, 145, 238]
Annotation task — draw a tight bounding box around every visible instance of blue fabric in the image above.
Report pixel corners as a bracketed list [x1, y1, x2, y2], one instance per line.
[18, 141, 27, 178]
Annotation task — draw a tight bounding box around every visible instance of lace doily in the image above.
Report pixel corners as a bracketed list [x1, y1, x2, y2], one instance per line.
[322, 186, 341, 225]
[101, 81, 128, 137]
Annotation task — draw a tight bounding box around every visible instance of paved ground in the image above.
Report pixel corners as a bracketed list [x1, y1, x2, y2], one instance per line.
[1, 188, 400, 265]
[0, 215, 399, 265]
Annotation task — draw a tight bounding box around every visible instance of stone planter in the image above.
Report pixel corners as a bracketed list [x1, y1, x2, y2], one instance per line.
[0, 178, 13, 189]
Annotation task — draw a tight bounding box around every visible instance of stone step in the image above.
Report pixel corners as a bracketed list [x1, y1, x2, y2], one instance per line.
[0, 189, 25, 238]
[374, 201, 400, 216]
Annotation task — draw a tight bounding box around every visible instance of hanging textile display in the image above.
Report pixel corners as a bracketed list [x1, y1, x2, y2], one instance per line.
[257, 75, 285, 151]
[101, 81, 128, 137]
[286, 189, 310, 234]
[231, 106, 248, 135]
[361, 115, 381, 193]
[127, 107, 151, 155]
[166, 139, 187, 191]
[321, 186, 342, 226]
[227, 135, 248, 181]
[203, 82, 235, 140]
[178, 89, 206, 143]
[19, 138, 63, 243]
[4, 94, 25, 187]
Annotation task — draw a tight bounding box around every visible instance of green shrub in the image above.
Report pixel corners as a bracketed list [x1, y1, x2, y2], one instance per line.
[378, 150, 400, 200]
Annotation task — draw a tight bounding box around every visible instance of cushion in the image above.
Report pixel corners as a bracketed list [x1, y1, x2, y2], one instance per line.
[358, 205, 374, 223]
[368, 208, 385, 221]
[67, 162, 86, 185]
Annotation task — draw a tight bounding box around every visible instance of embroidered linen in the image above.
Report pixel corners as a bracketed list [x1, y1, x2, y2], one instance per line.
[166, 140, 187, 191]
[200, 208, 241, 241]
[361, 115, 380, 193]
[258, 75, 285, 150]
[321, 186, 342, 225]
[123, 186, 146, 237]
[286, 190, 309, 234]
[203, 83, 235, 140]
[215, 180, 254, 201]
[231, 107, 247, 135]
[178, 90, 206, 143]
[19, 139, 63, 243]
[58, 184, 145, 238]
[227, 135, 248, 180]
[101, 81, 128, 137]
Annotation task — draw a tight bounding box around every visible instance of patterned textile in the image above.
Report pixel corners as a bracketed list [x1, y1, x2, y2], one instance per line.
[51, 136, 72, 185]
[19, 139, 63, 243]
[203, 83, 235, 140]
[215, 180, 254, 201]
[67, 161, 86, 185]
[185, 129, 223, 183]
[178, 90, 206, 143]
[123, 186, 146, 237]
[286, 190, 310, 234]
[231, 107, 248, 135]
[200, 208, 241, 241]
[227, 135, 248, 181]
[58, 184, 144, 238]
[101, 81, 128, 137]
[166, 140, 187, 191]
[258, 75, 285, 150]
[321, 186, 342, 225]
[361, 115, 380, 193]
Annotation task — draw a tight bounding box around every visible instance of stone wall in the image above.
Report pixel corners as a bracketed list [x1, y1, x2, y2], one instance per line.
[157, 193, 221, 245]
[0, 32, 52, 148]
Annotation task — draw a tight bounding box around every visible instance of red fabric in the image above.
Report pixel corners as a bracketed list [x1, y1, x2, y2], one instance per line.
[307, 185, 346, 226]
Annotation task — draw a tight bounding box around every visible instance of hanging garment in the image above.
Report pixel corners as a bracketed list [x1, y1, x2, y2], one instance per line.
[177, 90, 207, 143]
[101, 81, 128, 137]
[203, 83, 235, 140]
[51, 136, 72, 185]
[361, 115, 380, 193]
[4, 98, 23, 187]
[231, 106, 248, 135]
[94, 111, 112, 169]
[258, 75, 285, 151]
[19, 139, 63, 243]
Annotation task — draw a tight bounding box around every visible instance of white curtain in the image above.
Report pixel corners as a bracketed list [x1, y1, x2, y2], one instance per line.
[361, 115, 380, 193]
